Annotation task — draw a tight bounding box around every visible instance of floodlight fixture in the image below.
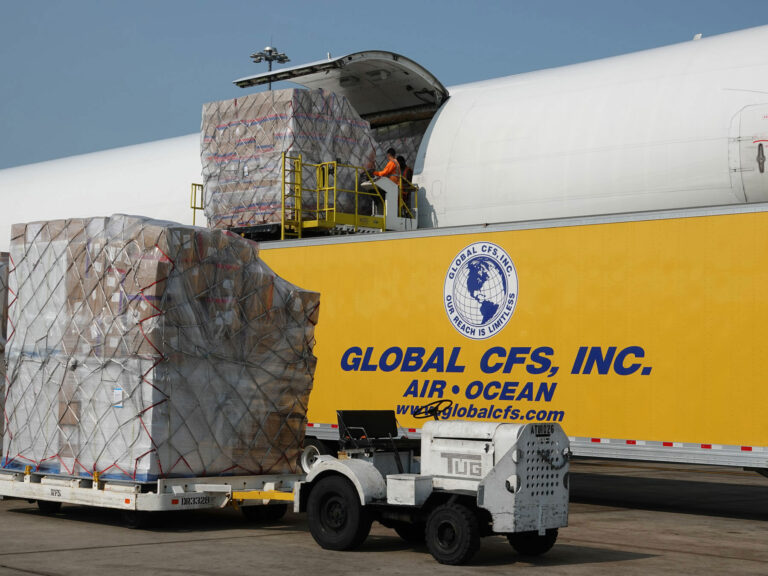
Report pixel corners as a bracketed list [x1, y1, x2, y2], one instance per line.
[250, 46, 290, 90]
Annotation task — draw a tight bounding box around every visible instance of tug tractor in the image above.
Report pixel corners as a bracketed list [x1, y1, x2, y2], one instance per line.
[296, 403, 570, 565]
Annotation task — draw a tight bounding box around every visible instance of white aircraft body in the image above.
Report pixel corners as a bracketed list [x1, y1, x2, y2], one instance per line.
[0, 135, 200, 251]
[1, 25, 768, 251]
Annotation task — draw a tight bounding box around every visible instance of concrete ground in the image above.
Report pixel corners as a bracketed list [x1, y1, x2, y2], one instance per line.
[0, 460, 766, 575]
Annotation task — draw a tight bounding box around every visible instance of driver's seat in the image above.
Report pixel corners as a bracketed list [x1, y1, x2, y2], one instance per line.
[336, 410, 420, 453]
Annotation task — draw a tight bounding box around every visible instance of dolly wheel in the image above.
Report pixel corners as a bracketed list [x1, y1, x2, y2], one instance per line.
[37, 500, 62, 515]
[425, 503, 480, 565]
[121, 510, 154, 529]
[507, 528, 558, 556]
[242, 503, 288, 523]
[307, 475, 371, 550]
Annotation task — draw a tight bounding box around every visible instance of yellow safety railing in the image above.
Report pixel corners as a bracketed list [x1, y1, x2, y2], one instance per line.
[281, 154, 391, 240]
[190, 183, 204, 225]
[398, 176, 418, 219]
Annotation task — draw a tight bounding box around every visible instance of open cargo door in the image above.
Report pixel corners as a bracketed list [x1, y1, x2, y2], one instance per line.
[233, 51, 449, 127]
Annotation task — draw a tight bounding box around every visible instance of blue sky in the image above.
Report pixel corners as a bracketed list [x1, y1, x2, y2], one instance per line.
[1, 0, 767, 169]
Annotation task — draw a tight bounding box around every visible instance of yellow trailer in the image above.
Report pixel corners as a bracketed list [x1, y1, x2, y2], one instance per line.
[259, 203, 768, 471]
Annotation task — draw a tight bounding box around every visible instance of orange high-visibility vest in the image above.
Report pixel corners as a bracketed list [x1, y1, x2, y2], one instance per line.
[374, 158, 401, 184]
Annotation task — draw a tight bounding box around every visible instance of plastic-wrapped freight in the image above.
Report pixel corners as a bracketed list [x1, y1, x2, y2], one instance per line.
[2, 215, 319, 481]
[1, 252, 8, 437]
[201, 88, 381, 230]
[0, 252, 7, 348]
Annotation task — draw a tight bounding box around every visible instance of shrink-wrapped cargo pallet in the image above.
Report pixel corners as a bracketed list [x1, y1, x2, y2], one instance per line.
[1, 252, 7, 349]
[1, 252, 8, 437]
[201, 88, 382, 229]
[2, 215, 319, 481]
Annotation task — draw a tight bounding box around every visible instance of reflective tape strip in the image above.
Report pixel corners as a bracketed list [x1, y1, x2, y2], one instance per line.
[573, 437, 756, 452]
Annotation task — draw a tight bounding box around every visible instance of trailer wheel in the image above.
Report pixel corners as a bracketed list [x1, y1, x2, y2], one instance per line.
[307, 475, 371, 550]
[393, 521, 426, 544]
[36, 500, 62, 515]
[241, 503, 288, 523]
[425, 503, 480, 565]
[301, 438, 328, 472]
[507, 528, 558, 556]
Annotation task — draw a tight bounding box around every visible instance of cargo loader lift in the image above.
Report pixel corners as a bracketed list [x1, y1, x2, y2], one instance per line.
[279, 154, 418, 239]
[193, 154, 418, 241]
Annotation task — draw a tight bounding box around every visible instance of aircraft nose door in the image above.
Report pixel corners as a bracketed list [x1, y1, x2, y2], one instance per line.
[738, 104, 768, 202]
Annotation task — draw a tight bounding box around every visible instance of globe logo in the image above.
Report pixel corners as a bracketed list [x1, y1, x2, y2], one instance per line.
[444, 242, 518, 340]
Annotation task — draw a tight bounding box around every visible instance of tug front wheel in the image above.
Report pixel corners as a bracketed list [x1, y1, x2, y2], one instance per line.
[507, 528, 558, 556]
[425, 502, 480, 565]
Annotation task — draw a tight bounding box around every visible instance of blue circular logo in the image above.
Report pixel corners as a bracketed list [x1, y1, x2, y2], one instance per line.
[444, 242, 518, 340]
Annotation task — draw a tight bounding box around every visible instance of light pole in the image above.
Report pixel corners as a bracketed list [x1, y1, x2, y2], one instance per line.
[250, 46, 290, 90]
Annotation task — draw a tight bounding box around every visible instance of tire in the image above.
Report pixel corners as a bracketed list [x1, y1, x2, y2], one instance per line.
[507, 528, 558, 556]
[36, 500, 62, 515]
[425, 503, 480, 565]
[300, 438, 328, 473]
[121, 510, 154, 529]
[242, 503, 288, 523]
[307, 475, 371, 551]
[393, 521, 426, 544]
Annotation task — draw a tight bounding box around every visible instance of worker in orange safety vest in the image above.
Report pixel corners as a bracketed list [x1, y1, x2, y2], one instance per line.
[397, 155, 415, 216]
[373, 148, 401, 184]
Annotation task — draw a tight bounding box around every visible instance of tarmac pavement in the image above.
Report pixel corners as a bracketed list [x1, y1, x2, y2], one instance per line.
[0, 460, 765, 575]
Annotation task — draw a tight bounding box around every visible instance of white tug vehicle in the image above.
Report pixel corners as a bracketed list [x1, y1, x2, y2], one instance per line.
[298, 405, 570, 565]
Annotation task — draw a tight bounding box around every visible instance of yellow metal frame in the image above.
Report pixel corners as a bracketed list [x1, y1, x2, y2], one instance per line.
[281, 154, 392, 240]
[232, 489, 295, 502]
[398, 177, 419, 219]
[190, 183, 204, 225]
[190, 160, 417, 237]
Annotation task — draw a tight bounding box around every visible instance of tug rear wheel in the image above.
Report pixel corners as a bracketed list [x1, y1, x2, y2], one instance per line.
[307, 475, 371, 550]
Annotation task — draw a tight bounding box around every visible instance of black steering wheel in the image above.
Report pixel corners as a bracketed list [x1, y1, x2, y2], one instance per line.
[412, 399, 454, 420]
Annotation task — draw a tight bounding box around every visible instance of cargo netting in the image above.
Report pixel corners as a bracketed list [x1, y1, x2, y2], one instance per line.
[201, 88, 382, 230]
[2, 215, 319, 481]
